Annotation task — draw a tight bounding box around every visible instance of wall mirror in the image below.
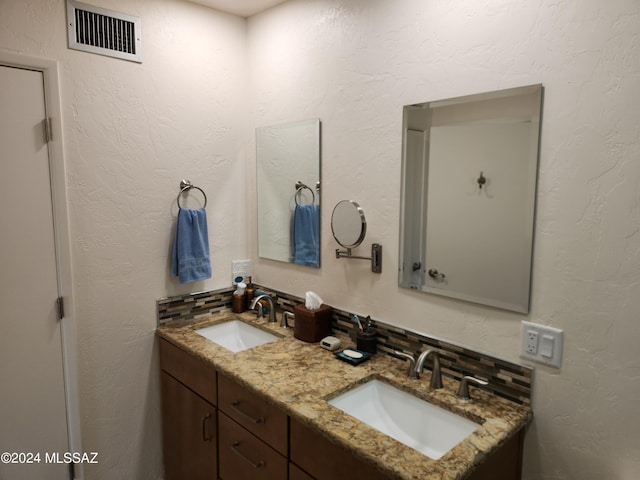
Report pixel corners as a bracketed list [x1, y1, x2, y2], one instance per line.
[257, 118, 321, 268]
[399, 85, 543, 313]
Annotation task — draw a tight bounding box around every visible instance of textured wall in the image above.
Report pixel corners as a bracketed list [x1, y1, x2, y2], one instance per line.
[1, 1, 247, 478]
[2, 0, 639, 479]
[247, 1, 640, 479]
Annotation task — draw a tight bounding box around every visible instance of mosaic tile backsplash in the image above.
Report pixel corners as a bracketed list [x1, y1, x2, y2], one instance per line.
[157, 288, 234, 324]
[157, 285, 533, 405]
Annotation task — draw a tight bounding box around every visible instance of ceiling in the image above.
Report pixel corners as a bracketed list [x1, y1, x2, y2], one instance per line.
[187, 0, 289, 17]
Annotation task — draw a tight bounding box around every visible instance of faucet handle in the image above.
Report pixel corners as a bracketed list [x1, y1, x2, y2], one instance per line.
[281, 311, 295, 328]
[457, 376, 489, 401]
[394, 351, 418, 379]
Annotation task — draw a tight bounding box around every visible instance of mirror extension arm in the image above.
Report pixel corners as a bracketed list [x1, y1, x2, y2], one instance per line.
[335, 244, 382, 273]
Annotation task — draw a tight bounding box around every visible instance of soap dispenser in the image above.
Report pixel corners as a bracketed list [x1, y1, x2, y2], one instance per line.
[245, 276, 255, 301]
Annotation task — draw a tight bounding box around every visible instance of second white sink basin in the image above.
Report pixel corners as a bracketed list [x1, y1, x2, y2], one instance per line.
[195, 320, 279, 353]
[328, 379, 480, 459]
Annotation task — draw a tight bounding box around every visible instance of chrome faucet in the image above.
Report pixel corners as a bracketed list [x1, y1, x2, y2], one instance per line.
[416, 349, 443, 389]
[394, 349, 443, 389]
[457, 376, 488, 401]
[249, 294, 276, 323]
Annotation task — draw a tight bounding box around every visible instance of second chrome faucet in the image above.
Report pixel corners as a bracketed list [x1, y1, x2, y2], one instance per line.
[249, 294, 276, 323]
[395, 349, 443, 389]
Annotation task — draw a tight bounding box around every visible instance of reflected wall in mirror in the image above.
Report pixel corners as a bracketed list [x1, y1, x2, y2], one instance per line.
[256, 118, 321, 268]
[399, 85, 543, 313]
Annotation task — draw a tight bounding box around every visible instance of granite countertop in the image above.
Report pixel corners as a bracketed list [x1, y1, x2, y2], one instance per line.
[156, 311, 532, 480]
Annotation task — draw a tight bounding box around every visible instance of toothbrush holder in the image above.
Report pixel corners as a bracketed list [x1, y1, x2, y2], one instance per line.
[356, 330, 377, 354]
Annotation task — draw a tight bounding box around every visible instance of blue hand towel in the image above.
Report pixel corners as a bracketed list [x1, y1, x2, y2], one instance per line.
[171, 208, 211, 283]
[292, 204, 320, 268]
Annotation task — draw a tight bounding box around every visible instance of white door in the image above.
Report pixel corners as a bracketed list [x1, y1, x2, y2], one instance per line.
[0, 65, 70, 479]
[400, 128, 428, 288]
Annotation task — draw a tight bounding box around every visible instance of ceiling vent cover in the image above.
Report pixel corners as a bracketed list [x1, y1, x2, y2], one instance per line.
[66, 0, 142, 63]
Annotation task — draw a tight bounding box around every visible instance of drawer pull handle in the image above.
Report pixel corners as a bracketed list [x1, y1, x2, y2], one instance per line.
[231, 441, 265, 469]
[231, 400, 265, 424]
[201, 413, 212, 442]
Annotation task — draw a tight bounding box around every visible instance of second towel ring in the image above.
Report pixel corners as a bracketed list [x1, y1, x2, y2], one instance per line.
[177, 179, 207, 208]
[295, 181, 315, 206]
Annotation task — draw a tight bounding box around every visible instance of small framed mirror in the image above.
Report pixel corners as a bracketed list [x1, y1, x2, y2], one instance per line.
[331, 200, 366, 248]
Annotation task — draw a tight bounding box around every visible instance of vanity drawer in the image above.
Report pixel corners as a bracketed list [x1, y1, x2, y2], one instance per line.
[158, 338, 217, 405]
[219, 412, 287, 480]
[218, 374, 288, 455]
[290, 417, 390, 480]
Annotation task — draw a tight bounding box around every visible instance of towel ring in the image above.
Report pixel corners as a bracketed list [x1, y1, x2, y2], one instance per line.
[295, 181, 315, 206]
[177, 179, 207, 208]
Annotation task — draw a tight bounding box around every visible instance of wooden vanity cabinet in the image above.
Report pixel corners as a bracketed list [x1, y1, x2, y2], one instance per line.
[158, 337, 524, 480]
[290, 417, 390, 480]
[291, 416, 524, 480]
[466, 428, 524, 480]
[217, 373, 288, 480]
[159, 339, 217, 480]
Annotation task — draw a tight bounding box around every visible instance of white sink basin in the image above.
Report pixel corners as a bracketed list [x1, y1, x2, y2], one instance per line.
[195, 320, 279, 353]
[328, 379, 480, 459]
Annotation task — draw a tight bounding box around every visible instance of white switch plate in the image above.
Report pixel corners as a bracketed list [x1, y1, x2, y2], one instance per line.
[521, 320, 564, 368]
[232, 259, 251, 285]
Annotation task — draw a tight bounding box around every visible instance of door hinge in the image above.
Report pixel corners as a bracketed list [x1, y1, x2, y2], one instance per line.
[43, 117, 53, 143]
[56, 296, 65, 320]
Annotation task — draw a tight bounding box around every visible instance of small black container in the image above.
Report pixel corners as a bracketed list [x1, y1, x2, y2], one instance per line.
[356, 331, 377, 354]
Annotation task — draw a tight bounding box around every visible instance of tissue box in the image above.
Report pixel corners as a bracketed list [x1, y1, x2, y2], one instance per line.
[293, 304, 332, 343]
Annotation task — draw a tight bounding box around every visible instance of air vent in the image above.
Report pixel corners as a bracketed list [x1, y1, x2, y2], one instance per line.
[66, 0, 142, 63]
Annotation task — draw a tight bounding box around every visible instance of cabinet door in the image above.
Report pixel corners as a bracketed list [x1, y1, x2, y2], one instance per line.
[290, 417, 390, 480]
[161, 372, 217, 480]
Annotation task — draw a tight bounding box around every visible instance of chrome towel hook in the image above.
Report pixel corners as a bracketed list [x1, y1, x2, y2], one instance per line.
[477, 171, 487, 189]
[177, 179, 207, 208]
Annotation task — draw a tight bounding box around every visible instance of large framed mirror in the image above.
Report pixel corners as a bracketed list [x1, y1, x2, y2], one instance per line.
[257, 118, 321, 268]
[399, 85, 543, 313]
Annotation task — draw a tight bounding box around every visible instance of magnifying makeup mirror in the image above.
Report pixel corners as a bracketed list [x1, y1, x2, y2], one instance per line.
[331, 200, 382, 273]
[331, 200, 366, 248]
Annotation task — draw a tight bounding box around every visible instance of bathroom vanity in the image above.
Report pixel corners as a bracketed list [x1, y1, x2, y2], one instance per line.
[157, 312, 530, 480]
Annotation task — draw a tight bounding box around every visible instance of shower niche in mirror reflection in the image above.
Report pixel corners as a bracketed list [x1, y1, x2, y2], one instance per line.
[256, 119, 321, 268]
[399, 85, 543, 313]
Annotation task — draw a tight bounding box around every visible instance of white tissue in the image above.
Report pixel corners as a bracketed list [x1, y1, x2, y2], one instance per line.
[234, 282, 246, 295]
[305, 291, 323, 310]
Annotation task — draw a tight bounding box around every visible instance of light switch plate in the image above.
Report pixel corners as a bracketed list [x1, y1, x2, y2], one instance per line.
[232, 259, 251, 285]
[521, 320, 564, 368]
